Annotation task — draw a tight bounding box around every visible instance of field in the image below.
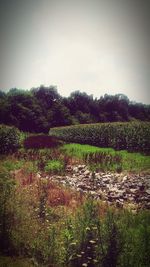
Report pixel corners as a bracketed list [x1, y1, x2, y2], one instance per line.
[0, 123, 150, 267]
[49, 121, 150, 153]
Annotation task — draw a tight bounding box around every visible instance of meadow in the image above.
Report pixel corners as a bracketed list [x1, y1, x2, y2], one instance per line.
[0, 124, 150, 267]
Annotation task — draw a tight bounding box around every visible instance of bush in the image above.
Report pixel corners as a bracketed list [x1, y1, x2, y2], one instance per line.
[50, 122, 150, 153]
[24, 135, 61, 149]
[0, 125, 20, 154]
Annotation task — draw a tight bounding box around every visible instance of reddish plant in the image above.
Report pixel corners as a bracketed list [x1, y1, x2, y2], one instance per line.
[24, 135, 62, 149]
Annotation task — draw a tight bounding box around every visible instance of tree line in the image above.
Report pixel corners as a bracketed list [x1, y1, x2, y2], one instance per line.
[0, 85, 149, 133]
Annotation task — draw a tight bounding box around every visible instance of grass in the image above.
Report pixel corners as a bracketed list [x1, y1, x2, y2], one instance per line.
[61, 143, 150, 173]
[1, 143, 149, 175]
[44, 159, 64, 174]
[0, 256, 35, 267]
[0, 152, 150, 267]
[1, 142, 149, 177]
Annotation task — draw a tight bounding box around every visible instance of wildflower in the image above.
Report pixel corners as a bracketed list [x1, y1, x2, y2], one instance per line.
[77, 254, 82, 258]
[82, 264, 88, 267]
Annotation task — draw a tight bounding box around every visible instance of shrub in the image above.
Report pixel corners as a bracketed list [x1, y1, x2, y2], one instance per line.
[24, 135, 61, 149]
[0, 125, 20, 154]
[50, 122, 150, 153]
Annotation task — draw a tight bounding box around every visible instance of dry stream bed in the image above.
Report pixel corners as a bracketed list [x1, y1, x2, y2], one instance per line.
[41, 164, 150, 212]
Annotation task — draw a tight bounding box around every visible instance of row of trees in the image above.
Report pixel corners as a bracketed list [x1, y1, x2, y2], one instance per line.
[0, 85, 149, 133]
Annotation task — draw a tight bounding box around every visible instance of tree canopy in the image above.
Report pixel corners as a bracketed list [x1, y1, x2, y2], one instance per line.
[0, 86, 149, 133]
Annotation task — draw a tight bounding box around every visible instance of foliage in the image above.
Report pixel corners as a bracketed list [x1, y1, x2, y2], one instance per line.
[24, 134, 61, 149]
[50, 121, 150, 153]
[0, 125, 20, 154]
[0, 87, 150, 133]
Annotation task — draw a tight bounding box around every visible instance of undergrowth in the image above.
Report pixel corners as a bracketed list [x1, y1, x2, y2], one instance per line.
[0, 165, 150, 267]
[0, 140, 150, 266]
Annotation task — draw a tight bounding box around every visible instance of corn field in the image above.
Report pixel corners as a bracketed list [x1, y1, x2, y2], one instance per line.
[49, 122, 150, 153]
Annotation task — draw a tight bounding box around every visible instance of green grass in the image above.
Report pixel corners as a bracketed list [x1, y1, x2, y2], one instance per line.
[44, 159, 64, 174]
[0, 157, 38, 175]
[1, 143, 149, 174]
[1, 159, 25, 172]
[61, 143, 150, 172]
[0, 256, 35, 267]
[61, 143, 115, 157]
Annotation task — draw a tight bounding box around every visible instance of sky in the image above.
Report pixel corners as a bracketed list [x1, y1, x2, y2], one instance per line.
[0, 0, 150, 104]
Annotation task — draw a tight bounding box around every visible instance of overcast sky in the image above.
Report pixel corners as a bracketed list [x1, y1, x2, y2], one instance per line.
[0, 0, 150, 104]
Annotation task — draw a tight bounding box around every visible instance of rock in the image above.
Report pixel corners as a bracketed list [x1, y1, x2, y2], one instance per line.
[130, 188, 138, 194]
[77, 183, 91, 191]
[95, 173, 101, 179]
[116, 199, 124, 208]
[138, 183, 145, 191]
[66, 165, 72, 172]
[48, 164, 150, 211]
[122, 176, 128, 182]
[89, 191, 97, 196]
[146, 189, 150, 195]
[103, 178, 110, 184]
[73, 166, 79, 173]
[84, 170, 90, 176]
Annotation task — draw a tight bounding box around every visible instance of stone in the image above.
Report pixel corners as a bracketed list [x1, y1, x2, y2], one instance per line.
[103, 178, 110, 184]
[146, 189, 150, 195]
[116, 199, 124, 208]
[73, 167, 79, 173]
[84, 170, 90, 176]
[138, 183, 145, 191]
[89, 191, 97, 196]
[122, 176, 128, 182]
[48, 164, 150, 211]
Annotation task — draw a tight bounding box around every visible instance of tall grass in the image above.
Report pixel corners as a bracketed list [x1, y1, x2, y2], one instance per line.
[0, 163, 150, 267]
[62, 143, 150, 172]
